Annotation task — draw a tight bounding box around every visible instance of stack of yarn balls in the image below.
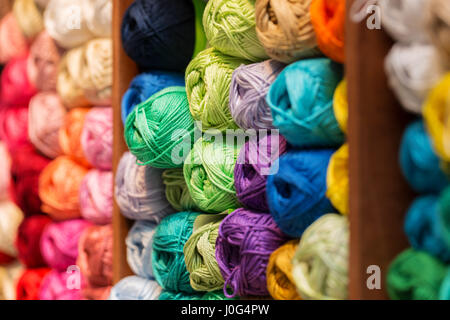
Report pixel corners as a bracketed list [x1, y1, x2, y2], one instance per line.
[0, 0, 113, 300]
[112, 0, 350, 300]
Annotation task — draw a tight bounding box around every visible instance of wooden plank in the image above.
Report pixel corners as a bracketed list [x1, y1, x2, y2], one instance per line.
[346, 0, 415, 299]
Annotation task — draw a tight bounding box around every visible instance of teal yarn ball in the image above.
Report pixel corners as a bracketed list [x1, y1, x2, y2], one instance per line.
[439, 270, 450, 300]
[152, 211, 201, 293]
[267, 58, 344, 148]
[124, 86, 196, 168]
[158, 290, 237, 300]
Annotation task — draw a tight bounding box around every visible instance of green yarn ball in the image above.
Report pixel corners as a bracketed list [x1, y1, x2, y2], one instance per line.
[162, 168, 199, 212]
[152, 211, 201, 293]
[124, 86, 196, 168]
[185, 47, 250, 132]
[439, 186, 450, 247]
[158, 290, 203, 300]
[183, 135, 243, 213]
[387, 248, 448, 300]
[202, 291, 239, 300]
[203, 0, 268, 61]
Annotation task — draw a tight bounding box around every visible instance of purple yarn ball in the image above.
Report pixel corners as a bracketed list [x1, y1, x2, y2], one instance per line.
[234, 134, 287, 211]
[215, 208, 289, 298]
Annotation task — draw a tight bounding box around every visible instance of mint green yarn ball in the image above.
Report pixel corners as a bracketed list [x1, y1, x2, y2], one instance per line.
[124, 86, 196, 168]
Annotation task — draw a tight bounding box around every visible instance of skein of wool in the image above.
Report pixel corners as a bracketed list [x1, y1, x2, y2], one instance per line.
[437, 186, 450, 246]
[77, 225, 113, 287]
[28, 93, 66, 159]
[0, 201, 24, 257]
[108, 276, 162, 300]
[39, 269, 83, 300]
[158, 290, 203, 300]
[385, 43, 445, 114]
[266, 240, 301, 300]
[115, 152, 175, 222]
[234, 134, 287, 212]
[292, 214, 348, 300]
[267, 58, 344, 148]
[79, 170, 113, 225]
[229, 60, 285, 130]
[426, 0, 450, 66]
[0, 13, 28, 64]
[0, 262, 24, 300]
[40, 219, 91, 270]
[183, 135, 244, 213]
[162, 169, 198, 212]
[0, 142, 12, 201]
[333, 79, 347, 134]
[310, 0, 345, 63]
[84, 0, 112, 37]
[81, 107, 113, 170]
[121, 71, 185, 124]
[266, 149, 335, 237]
[326, 143, 348, 215]
[387, 249, 448, 300]
[0, 106, 29, 152]
[38, 156, 89, 220]
[399, 121, 449, 194]
[216, 209, 289, 298]
[16, 268, 50, 300]
[15, 215, 52, 268]
[121, 0, 195, 71]
[185, 48, 250, 132]
[126, 220, 157, 279]
[255, 0, 319, 63]
[152, 211, 200, 293]
[203, 0, 268, 61]
[12, 0, 44, 39]
[440, 270, 450, 300]
[125, 87, 195, 168]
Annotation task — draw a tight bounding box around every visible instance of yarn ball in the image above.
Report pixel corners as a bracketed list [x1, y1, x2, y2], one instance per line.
[202, 291, 238, 300]
[203, 0, 268, 61]
[267, 58, 344, 148]
[387, 249, 448, 300]
[40, 219, 91, 270]
[185, 47, 250, 132]
[266, 240, 301, 300]
[310, 0, 345, 63]
[152, 211, 200, 293]
[0, 262, 24, 300]
[423, 73, 450, 162]
[229, 59, 285, 130]
[27, 31, 61, 92]
[0, 106, 30, 152]
[16, 268, 50, 300]
[108, 276, 162, 300]
[39, 269, 83, 300]
[124, 86, 195, 168]
[326, 143, 348, 215]
[115, 152, 175, 222]
[266, 149, 335, 237]
[38, 156, 89, 220]
[58, 108, 91, 167]
[216, 209, 288, 298]
[0, 13, 28, 64]
[292, 214, 348, 300]
[255, 0, 319, 63]
[399, 121, 449, 194]
[15, 215, 52, 268]
[183, 135, 244, 213]
[126, 220, 157, 279]
[77, 224, 113, 287]
[81, 107, 113, 170]
[0, 252, 14, 265]
[440, 270, 450, 300]
[84, 0, 112, 37]
[333, 79, 347, 134]
[385, 43, 445, 114]
[0, 201, 24, 257]
[82, 284, 111, 300]
[158, 290, 203, 300]
[162, 169, 198, 212]
[234, 134, 288, 212]
[183, 216, 224, 292]
[426, 0, 450, 66]
[437, 186, 450, 246]
[121, 0, 195, 71]
[79, 170, 113, 225]
[28, 92, 66, 159]
[121, 71, 185, 124]
[12, 0, 44, 39]
[0, 142, 12, 201]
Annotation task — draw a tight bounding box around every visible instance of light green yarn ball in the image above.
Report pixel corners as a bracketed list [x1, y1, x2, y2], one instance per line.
[292, 214, 349, 300]
[185, 47, 250, 132]
[124, 86, 195, 168]
[203, 0, 268, 61]
[183, 134, 244, 213]
[162, 168, 199, 212]
[202, 291, 239, 300]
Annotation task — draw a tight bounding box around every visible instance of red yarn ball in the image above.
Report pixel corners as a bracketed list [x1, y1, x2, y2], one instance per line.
[0, 251, 15, 264]
[16, 268, 51, 300]
[0, 106, 30, 152]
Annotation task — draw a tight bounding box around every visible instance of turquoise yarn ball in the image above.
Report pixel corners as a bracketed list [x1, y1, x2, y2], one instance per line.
[152, 211, 201, 293]
[439, 270, 450, 300]
[267, 58, 344, 148]
[158, 290, 203, 300]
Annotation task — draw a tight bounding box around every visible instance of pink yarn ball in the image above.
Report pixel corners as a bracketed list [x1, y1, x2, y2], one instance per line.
[39, 269, 84, 300]
[0, 106, 30, 152]
[0, 13, 28, 64]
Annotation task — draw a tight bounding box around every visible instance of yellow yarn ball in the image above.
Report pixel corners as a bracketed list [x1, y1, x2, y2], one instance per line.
[326, 143, 348, 215]
[12, 0, 44, 39]
[333, 79, 348, 134]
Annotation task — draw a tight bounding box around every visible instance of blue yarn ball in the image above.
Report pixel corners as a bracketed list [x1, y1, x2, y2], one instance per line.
[399, 120, 449, 194]
[267, 58, 344, 148]
[121, 71, 185, 124]
[108, 276, 162, 300]
[121, 0, 195, 71]
[405, 195, 450, 262]
[266, 149, 335, 237]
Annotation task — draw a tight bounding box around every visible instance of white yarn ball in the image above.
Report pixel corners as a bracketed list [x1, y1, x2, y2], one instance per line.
[84, 0, 112, 37]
